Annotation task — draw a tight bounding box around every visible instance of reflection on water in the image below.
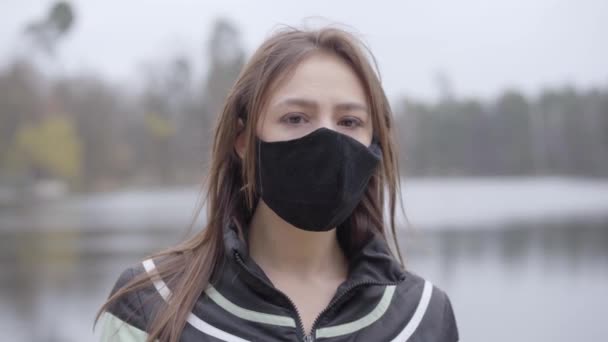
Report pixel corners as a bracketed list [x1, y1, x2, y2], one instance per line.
[403, 220, 608, 342]
[1, 210, 607, 341]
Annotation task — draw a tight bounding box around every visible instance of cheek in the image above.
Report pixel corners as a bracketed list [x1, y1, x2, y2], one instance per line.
[348, 125, 373, 146]
[354, 132, 373, 146]
[255, 115, 288, 142]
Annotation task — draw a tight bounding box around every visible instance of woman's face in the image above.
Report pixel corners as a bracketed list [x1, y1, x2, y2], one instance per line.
[257, 52, 373, 146]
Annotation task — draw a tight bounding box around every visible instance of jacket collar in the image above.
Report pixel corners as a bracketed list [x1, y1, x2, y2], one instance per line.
[222, 218, 406, 289]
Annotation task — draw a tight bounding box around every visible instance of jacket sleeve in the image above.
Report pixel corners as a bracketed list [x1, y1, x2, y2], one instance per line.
[99, 267, 150, 342]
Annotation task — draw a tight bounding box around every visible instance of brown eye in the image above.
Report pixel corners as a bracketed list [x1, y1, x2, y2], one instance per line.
[281, 113, 308, 125]
[339, 117, 363, 128]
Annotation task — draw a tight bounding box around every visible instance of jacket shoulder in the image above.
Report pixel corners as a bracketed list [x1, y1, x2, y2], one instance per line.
[104, 264, 155, 332]
[429, 283, 459, 341]
[394, 270, 459, 341]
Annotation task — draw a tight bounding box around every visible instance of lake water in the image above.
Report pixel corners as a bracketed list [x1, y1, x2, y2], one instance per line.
[1, 178, 607, 341]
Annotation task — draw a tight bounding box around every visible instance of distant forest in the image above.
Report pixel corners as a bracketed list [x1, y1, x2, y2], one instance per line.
[1, 2, 607, 193]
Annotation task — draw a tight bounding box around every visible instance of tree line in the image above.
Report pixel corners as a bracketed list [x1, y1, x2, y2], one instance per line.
[0, 2, 606, 194]
[396, 87, 608, 177]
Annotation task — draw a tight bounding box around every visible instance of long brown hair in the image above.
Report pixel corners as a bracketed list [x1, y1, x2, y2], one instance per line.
[96, 26, 406, 342]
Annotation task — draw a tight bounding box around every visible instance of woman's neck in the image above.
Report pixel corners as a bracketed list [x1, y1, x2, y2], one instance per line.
[247, 199, 348, 279]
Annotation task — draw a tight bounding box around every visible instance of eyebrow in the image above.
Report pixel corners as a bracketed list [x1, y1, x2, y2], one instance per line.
[275, 98, 369, 114]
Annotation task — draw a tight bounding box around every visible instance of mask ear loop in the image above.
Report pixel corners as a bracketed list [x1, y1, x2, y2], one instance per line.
[255, 137, 264, 197]
[253, 111, 271, 198]
[370, 134, 381, 147]
[369, 134, 383, 159]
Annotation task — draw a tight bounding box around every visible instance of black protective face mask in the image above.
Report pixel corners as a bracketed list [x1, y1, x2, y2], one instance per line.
[255, 127, 382, 232]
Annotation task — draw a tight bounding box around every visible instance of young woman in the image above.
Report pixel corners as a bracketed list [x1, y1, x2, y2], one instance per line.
[96, 26, 459, 342]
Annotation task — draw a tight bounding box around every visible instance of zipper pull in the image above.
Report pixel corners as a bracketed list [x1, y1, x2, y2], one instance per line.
[303, 334, 314, 342]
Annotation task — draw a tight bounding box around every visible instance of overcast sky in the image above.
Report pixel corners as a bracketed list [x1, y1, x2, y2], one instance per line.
[1, 0, 606, 101]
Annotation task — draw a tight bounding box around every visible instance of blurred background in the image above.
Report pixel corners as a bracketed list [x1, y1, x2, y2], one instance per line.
[1, 1, 607, 341]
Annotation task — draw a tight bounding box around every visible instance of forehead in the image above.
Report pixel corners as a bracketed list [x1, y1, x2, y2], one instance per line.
[265, 52, 368, 109]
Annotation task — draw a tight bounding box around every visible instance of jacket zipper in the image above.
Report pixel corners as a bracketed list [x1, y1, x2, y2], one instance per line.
[234, 252, 311, 340]
[234, 251, 403, 342]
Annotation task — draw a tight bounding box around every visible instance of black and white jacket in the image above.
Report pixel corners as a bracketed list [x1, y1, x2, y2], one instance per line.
[100, 220, 459, 341]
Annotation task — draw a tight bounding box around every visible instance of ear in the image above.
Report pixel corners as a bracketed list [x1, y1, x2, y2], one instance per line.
[234, 118, 246, 159]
